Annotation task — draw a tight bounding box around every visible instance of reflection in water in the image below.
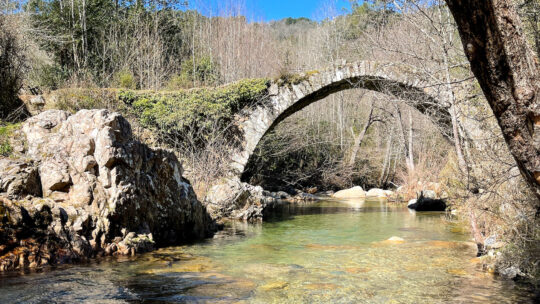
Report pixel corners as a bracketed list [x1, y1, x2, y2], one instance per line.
[0, 199, 536, 303]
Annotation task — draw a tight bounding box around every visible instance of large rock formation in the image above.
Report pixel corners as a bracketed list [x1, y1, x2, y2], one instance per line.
[0, 109, 215, 271]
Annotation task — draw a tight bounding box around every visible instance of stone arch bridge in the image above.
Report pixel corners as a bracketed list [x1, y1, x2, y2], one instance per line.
[228, 61, 452, 178]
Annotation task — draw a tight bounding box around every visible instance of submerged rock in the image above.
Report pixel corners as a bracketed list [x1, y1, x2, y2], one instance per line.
[260, 281, 289, 291]
[333, 186, 366, 199]
[0, 109, 215, 272]
[372, 236, 406, 246]
[384, 236, 405, 244]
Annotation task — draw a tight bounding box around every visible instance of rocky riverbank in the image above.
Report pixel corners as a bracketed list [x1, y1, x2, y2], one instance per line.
[205, 178, 320, 221]
[0, 110, 216, 272]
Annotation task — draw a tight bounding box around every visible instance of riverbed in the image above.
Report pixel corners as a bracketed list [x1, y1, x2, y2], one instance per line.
[0, 199, 536, 303]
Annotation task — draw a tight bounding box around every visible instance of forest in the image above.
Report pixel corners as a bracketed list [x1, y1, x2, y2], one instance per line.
[1, 0, 539, 294]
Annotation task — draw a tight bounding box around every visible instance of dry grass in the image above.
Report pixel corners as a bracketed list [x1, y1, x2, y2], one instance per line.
[396, 147, 449, 201]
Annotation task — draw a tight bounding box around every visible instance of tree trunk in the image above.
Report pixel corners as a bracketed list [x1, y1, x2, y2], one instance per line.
[379, 125, 394, 186]
[450, 104, 467, 172]
[445, 0, 540, 203]
[348, 102, 375, 167]
[469, 208, 486, 255]
[438, 19, 468, 172]
[408, 109, 415, 172]
[395, 106, 411, 170]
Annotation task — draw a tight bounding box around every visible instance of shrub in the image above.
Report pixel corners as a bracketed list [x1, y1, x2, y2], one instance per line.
[0, 142, 12, 156]
[0, 122, 20, 157]
[174, 56, 220, 88]
[114, 70, 137, 89]
[275, 70, 319, 86]
[119, 78, 270, 144]
[53, 88, 119, 113]
[166, 74, 191, 90]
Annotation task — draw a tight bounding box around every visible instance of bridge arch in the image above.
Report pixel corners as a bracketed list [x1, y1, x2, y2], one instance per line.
[229, 61, 452, 178]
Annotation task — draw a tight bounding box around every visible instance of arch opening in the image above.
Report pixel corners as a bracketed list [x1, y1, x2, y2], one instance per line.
[240, 87, 451, 192]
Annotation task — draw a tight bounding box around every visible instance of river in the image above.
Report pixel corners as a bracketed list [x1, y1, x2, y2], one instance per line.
[0, 199, 536, 303]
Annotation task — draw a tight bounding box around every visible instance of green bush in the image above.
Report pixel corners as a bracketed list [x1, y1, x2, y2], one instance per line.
[166, 74, 191, 90]
[53, 88, 118, 113]
[170, 56, 219, 89]
[0, 122, 20, 157]
[119, 78, 270, 142]
[0, 142, 12, 156]
[114, 70, 137, 89]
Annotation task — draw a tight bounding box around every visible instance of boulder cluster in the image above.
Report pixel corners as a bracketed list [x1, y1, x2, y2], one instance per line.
[332, 186, 394, 199]
[0, 110, 215, 271]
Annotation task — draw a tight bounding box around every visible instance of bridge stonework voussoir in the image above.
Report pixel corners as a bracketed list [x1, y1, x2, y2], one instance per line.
[227, 61, 451, 179]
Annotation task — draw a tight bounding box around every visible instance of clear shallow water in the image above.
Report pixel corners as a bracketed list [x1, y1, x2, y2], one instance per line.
[0, 199, 536, 303]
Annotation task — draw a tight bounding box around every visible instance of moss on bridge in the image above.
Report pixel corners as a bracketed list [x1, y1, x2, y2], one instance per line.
[275, 70, 320, 87]
[118, 78, 270, 137]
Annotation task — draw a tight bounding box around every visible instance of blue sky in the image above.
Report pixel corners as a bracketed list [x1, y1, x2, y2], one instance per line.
[188, 0, 356, 22]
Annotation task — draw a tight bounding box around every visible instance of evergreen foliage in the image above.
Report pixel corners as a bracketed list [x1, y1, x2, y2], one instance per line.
[119, 78, 270, 142]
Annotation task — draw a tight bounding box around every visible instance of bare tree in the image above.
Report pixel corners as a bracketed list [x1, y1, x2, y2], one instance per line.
[348, 99, 382, 166]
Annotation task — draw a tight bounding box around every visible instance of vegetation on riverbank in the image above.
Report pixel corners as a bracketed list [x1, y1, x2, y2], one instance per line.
[0, 122, 20, 157]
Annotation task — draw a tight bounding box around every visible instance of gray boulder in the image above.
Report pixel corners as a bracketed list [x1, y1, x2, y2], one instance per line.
[0, 159, 41, 198]
[205, 178, 289, 221]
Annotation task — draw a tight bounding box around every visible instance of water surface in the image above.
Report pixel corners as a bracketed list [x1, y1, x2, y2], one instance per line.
[0, 199, 536, 303]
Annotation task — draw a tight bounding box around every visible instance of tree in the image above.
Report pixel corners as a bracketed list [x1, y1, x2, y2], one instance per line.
[517, 0, 540, 56]
[444, 0, 540, 204]
[0, 15, 25, 119]
[347, 99, 381, 167]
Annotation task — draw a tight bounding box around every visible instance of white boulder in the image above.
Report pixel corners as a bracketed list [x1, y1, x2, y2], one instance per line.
[333, 186, 366, 198]
[366, 188, 388, 198]
[421, 190, 437, 199]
